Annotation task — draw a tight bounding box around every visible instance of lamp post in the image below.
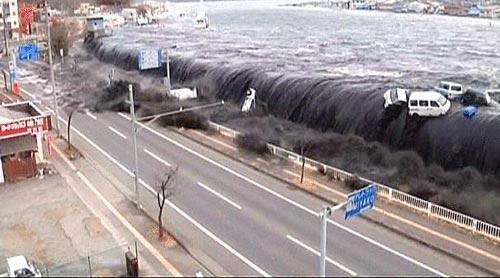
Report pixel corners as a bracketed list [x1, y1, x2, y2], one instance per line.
[45, 0, 60, 137]
[127, 83, 224, 210]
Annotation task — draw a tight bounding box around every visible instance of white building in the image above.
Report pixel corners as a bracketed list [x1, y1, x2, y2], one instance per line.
[0, 0, 19, 41]
[121, 8, 138, 23]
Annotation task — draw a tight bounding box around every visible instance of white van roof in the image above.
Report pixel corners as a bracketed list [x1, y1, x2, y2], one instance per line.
[440, 81, 462, 87]
[409, 91, 444, 100]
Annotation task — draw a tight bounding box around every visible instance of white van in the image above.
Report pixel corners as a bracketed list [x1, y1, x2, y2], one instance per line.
[383, 88, 409, 108]
[408, 91, 451, 117]
[435, 81, 463, 100]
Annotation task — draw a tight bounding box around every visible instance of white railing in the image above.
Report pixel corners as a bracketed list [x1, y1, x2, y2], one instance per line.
[206, 121, 500, 242]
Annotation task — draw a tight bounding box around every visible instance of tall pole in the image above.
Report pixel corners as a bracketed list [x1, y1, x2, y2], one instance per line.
[318, 202, 345, 277]
[2, 3, 9, 59]
[166, 50, 171, 95]
[46, 0, 60, 137]
[319, 206, 329, 277]
[129, 84, 140, 210]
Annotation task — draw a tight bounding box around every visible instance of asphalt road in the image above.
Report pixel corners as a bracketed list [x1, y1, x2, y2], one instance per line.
[11, 61, 492, 276]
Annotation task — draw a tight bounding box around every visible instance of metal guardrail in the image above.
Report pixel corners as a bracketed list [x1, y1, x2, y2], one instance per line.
[206, 121, 500, 242]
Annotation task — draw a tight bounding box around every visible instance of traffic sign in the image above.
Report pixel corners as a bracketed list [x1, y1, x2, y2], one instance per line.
[344, 184, 377, 220]
[18, 43, 39, 61]
[138, 48, 160, 70]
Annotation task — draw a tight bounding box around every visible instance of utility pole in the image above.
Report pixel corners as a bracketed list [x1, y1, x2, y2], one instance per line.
[129, 84, 140, 210]
[46, 0, 60, 137]
[166, 50, 171, 95]
[2, 3, 9, 59]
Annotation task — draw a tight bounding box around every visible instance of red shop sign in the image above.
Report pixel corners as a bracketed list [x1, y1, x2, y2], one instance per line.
[0, 116, 51, 138]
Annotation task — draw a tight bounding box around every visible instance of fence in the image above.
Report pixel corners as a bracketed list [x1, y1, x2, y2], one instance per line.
[206, 121, 500, 242]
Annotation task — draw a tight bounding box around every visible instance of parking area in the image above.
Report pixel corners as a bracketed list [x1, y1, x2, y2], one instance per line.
[0, 173, 126, 276]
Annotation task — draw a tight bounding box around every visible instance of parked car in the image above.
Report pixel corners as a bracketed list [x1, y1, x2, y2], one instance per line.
[408, 91, 451, 117]
[7, 256, 42, 277]
[460, 89, 492, 106]
[486, 89, 500, 102]
[383, 88, 409, 108]
[435, 81, 464, 100]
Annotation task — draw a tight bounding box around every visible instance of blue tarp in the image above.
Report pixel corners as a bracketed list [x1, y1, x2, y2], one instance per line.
[464, 106, 477, 118]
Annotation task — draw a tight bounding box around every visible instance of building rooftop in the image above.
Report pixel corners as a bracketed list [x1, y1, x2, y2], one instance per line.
[0, 102, 45, 124]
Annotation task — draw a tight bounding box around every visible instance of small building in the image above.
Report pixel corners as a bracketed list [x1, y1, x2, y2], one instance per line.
[0, 101, 52, 183]
[86, 15, 104, 32]
[85, 15, 105, 40]
[443, 4, 467, 16]
[121, 8, 138, 23]
[1, 0, 20, 41]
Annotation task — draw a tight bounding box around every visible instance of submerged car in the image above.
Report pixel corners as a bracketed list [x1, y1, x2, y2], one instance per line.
[383, 88, 410, 108]
[460, 89, 492, 106]
[435, 81, 463, 100]
[486, 89, 500, 102]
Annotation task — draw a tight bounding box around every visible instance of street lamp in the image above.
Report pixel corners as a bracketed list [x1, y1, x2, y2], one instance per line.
[45, 0, 60, 137]
[128, 84, 224, 210]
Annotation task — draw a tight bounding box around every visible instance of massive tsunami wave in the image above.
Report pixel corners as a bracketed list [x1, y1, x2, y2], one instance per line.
[85, 44, 500, 179]
[83, 1, 500, 222]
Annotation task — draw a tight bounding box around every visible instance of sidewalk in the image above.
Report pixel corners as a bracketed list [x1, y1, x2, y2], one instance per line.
[0, 161, 126, 276]
[51, 137, 211, 277]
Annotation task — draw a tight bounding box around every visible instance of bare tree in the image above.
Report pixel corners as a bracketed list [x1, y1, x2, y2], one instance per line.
[156, 167, 177, 240]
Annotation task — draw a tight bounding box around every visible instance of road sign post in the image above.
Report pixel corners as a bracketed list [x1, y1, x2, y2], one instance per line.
[318, 184, 377, 277]
[319, 206, 331, 277]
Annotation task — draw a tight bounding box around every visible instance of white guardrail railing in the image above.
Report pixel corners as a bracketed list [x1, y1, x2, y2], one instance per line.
[207, 121, 500, 242]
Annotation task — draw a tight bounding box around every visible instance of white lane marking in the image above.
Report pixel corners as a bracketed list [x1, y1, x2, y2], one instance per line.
[144, 148, 172, 167]
[285, 170, 500, 267]
[108, 126, 127, 140]
[286, 234, 357, 276]
[326, 219, 447, 277]
[124, 114, 449, 277]
[190, 130, 238, 151]
[140, 183, 270, 277]
[55, 116, 270, 277]
[53, 145, 183, 277]
[118, 112, 131, 120]
[86, 111, 97, 120]
[197, 181, 242, 210]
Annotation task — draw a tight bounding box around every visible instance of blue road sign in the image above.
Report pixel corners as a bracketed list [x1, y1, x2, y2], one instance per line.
[345, 184, 377, 220]
[138, 48, 160, 70]
[18, 43, 39, 61]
